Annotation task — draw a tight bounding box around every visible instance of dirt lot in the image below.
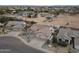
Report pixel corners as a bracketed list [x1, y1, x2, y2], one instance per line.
[22, 14, 79, 29]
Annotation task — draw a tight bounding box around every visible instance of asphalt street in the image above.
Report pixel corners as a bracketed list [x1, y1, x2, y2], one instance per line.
[0, 36, 44, 53]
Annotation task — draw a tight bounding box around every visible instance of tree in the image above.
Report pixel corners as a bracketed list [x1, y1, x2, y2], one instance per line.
[0, 16, 18, 32]
[59, 9, 65, 14]
[0, 9, 5, 15]
[0, 16, 9, 32]
[26, 7, 34, 11]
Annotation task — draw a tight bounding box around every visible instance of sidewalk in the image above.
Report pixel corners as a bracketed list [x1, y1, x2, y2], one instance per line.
[17, 36, 54, 53]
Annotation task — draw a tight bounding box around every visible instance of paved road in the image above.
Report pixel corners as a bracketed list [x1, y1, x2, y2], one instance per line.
[0, 36, 44, 53]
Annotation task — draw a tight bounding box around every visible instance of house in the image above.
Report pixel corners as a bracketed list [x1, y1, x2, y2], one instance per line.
[6, 21, 26, 31]
[57, 27, 79, 47]
[57, 28, 72, 44]
[0, 23, 4, 32]
[40, 13, 48, 17]
[45, 14, 56, 22]
[0, 23, 4, 28]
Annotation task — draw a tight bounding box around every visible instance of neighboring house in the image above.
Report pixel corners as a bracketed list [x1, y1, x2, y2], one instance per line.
[6, 21, 26, 31]
[57, 27, 79, 47]
[45, 14, 56, 22]
[46, 16, 53, 21]
[0, 23, 4, 28]
[0, 23, 4, 32]
[57, 28, 72, 44]
[31, 13, 38, 18]
[40, 13, 48, 17]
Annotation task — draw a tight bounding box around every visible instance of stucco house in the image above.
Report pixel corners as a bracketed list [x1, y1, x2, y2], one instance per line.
[6, 21, 26, 31]
[57, 27, 79, 48]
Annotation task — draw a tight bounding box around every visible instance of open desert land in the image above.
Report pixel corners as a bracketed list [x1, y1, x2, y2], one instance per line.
[22, 14, 79, 29]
